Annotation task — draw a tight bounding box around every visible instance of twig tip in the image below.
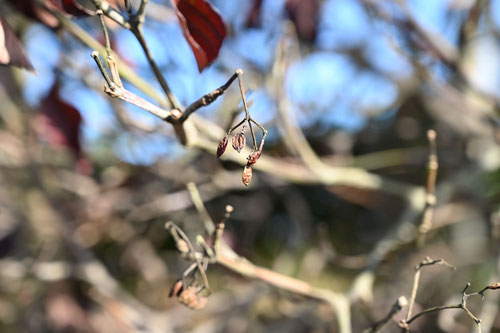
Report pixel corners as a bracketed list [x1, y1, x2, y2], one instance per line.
[427, 129, 436, 141]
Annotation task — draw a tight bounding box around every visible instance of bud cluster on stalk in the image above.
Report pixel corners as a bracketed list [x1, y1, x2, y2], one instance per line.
[216, 116, 267, 186]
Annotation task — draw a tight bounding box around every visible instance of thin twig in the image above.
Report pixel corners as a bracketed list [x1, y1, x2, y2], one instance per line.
[131, 27, 180, 109]
[365, 296, 408, 333]
[136, 0, 149, 24]
[186, 182, 215, 235]
[418, 130, 438, 239]
[405, 257, 455, 326]
[164, 222, 210, 291]
[236, 70, 257, 150]
[180, 72, 239, 122]
[401, 280, 493, 333]
[91, 0, 131, 29]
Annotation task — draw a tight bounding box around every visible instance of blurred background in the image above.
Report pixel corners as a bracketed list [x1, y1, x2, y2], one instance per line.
[0, 0, 500, 332]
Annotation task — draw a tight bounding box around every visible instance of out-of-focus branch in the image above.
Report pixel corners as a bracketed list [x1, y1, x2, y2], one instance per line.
[182, 185, 352, 333]
[400, 282, 500, 332]
[91, 0, 180, 109]
[417, 130, 438, 242]
[364, 296, 407, 333]
[405, 257, 455, 325]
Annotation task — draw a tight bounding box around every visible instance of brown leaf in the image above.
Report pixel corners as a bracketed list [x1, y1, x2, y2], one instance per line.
[0, 15, 34, 71]
[171, 0, 227, 72]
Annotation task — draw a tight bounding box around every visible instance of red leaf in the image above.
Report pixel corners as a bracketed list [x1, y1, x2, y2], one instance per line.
[37, 83, 83, 154]
[245, 0, 263, 28]
[7, 0, 61, 28]
[171, 0, 227, 72]
[0, 15, 34, 71]
[285, 0, 318, 43]
[60, 0, 93, 17]
[36, 82, 92, 174]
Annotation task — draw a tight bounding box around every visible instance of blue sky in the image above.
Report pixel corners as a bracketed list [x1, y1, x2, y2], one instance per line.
[20, 0, 500, 165]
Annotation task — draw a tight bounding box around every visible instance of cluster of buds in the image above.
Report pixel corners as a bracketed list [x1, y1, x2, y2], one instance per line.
[169, 279, 208, 310]
[216, 120, 267, 186]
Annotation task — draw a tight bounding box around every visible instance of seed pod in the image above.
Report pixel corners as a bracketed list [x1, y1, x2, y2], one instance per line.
[247, 150, 261, 167]
[216, 135, 228, 158]
[168, 279, 183, 298]
[242, 166, 252, 186]
[232, 132, 246, 153]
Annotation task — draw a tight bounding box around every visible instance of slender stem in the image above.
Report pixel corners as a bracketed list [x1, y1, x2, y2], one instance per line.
[136, 0, 149, 24]
[42, 2, 165, 104]
[125, 0, 132, 16]
[181, 72, 239, 122]
[236, 70, 257, 149]
[90, 51, 113, 87]
[96, 10, 111, 55]
[165, 222, 210, 290]
[91, 0, 131, 29]
[186, 182, 215, 235]
[228, 118, 246, 134]
[406, 269, 420, 321]
[406, 304, 461, 324]
[132, 27, 181, 110]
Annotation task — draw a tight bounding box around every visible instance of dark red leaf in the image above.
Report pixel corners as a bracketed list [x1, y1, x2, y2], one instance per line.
[37, 82, 82, 154]
[60, 0, 93, 16]
[285, 0, 318, 43]
[0, 15, 34, 71]
[36, 82, 92, 174]
[245, 0, 263, 28]
[171, 0, 227, 72]
[7, 0, 60, 28]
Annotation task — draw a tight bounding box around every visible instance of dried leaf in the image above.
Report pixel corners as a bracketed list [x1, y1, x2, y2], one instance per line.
[171, 0, 227, 72]
[0, 15, 34, 70]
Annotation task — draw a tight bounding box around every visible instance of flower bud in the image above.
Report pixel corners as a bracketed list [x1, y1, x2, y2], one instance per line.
[242, 166, 252, 186]
[216, 135, 228, 158]
[247, 150, 261, 167]
[232, 132, 246, 153]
